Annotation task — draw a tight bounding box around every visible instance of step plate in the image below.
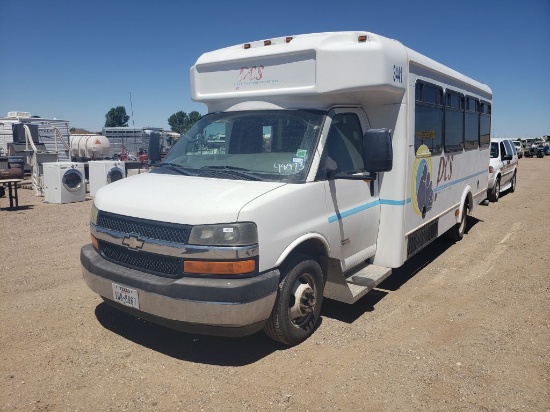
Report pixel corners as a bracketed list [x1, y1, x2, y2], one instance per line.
[324, 262, 392, 304]
[349, 265, 392, 288]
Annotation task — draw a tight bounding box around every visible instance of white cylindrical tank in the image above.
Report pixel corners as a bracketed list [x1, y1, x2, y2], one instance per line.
[70, 135, 110, 159]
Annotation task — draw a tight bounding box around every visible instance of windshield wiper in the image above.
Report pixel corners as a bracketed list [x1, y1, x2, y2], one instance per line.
[199, 165, 262, 181]
[158, 163, 197, 176]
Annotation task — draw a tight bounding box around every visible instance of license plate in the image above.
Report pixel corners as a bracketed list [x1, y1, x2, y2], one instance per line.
[112, 283, 140, 309]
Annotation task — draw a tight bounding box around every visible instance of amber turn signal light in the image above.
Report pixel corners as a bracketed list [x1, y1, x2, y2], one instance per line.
[91, 234, 99, 251]
[184, 260, 255, 275]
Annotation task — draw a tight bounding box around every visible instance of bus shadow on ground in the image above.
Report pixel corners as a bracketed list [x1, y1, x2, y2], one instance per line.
[94, 216, 482, 364]
[322, 215, 482, 324]
[95, 302, 283, 366]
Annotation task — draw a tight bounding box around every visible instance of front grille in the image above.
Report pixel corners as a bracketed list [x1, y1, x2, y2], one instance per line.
[101, 242, 182, 278]
[97, 211, 190, 244]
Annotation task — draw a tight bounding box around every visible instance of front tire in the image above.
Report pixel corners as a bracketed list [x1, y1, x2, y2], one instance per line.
[488, 177, 500, 202]
[264, 254, 324, 346]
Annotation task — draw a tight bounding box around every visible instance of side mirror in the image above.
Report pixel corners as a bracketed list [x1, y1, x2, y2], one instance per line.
[363, 129, 393, 172]
[148, 131, 161, 164]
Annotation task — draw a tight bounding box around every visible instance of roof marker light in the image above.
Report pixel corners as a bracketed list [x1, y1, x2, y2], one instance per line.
[264, 40, 272, 46]
[358, 35, 368, 42]
[243, 43, 251, 49]
[285, 37, 293, 43]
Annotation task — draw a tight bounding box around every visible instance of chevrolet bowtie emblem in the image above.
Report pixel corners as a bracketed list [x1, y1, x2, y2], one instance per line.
[122, 235, 145, 250]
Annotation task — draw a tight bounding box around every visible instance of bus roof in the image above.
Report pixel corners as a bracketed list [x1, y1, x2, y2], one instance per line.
[191, 31, 491, 112]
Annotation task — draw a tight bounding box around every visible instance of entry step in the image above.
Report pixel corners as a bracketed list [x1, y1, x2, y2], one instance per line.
[324, 262, 392, 304]
[349, 264, 392, 286]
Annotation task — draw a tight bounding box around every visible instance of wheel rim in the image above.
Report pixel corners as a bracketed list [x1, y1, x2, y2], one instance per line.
[511, 175, 516, 190]
[495, 180, 500, 200]
[289, 274, 316, 327]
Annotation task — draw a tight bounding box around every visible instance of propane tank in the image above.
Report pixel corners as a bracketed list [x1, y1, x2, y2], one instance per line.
[70, 135, 110, 159]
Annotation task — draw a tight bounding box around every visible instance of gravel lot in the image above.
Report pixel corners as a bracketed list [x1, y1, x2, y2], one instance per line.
[1, 158, 549, 411]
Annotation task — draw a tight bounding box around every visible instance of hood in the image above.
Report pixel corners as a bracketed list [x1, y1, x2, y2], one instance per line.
[93, 173, 286, 225]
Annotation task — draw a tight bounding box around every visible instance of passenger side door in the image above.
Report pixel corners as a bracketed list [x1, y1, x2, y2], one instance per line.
[321, 109, 380, 272]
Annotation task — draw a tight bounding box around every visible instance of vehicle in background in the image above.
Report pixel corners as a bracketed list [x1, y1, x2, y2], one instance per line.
[488, 138, 518, 202]
[524, 142, 545, 158]
[512, 140, 523, 158]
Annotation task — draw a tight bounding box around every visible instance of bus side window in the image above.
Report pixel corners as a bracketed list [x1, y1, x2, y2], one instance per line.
[444, 90, 464, 153]
[415, 81, 443, 155]
[479, 102, 491, 147]
[464, 96, 479, 150]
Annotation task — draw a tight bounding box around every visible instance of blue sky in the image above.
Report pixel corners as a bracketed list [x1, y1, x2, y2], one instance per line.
[1, 0, 548, 138]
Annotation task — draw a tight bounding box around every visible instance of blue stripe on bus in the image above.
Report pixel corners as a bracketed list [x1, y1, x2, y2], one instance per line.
[328, 199, 380, 223]
[328, 198, 411, 222]
[327, 168, 487, 223]
[433, 169, 487, 193]
[379, 199, 410, 206]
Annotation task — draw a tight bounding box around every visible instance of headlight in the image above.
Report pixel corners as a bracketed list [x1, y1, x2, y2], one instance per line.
[189, 222, 258, 246]
[90, 203, 99, 225]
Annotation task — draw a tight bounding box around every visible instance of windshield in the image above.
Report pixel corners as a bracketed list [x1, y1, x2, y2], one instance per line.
[155, 110, 325, 182]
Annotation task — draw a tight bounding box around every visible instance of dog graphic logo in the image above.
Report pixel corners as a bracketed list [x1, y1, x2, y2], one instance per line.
[411, 145, 434, 218]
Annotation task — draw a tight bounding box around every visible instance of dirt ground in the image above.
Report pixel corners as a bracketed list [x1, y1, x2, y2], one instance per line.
[1, 158, 549, 412]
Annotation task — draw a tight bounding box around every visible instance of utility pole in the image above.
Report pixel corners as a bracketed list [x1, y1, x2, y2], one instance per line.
[130, 92, 136, 157]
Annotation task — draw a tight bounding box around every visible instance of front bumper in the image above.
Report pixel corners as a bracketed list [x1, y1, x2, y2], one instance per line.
[81, 244, 280, 336]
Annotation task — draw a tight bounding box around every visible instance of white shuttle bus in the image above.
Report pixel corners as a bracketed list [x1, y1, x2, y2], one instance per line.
[82, 32, 492, 345]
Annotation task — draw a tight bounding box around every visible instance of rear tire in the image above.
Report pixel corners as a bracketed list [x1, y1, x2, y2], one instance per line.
[264, 254, 324, 346]
[488, 177, 500, 202]
[509, 172, 517, 193]
[446, 203, 468, 242]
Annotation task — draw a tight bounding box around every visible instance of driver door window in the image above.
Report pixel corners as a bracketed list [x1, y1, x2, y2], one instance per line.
[325, 113, 364, 173]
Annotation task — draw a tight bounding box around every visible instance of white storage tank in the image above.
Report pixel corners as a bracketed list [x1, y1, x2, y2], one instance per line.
[70, 134, 110, 160]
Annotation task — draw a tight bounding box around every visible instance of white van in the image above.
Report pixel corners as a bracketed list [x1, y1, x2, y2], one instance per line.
[488, 138, 518, 202]
[82, 32, 492, 345]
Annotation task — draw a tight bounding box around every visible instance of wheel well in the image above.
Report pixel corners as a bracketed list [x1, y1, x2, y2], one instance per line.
[279, 239, 328, 279]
